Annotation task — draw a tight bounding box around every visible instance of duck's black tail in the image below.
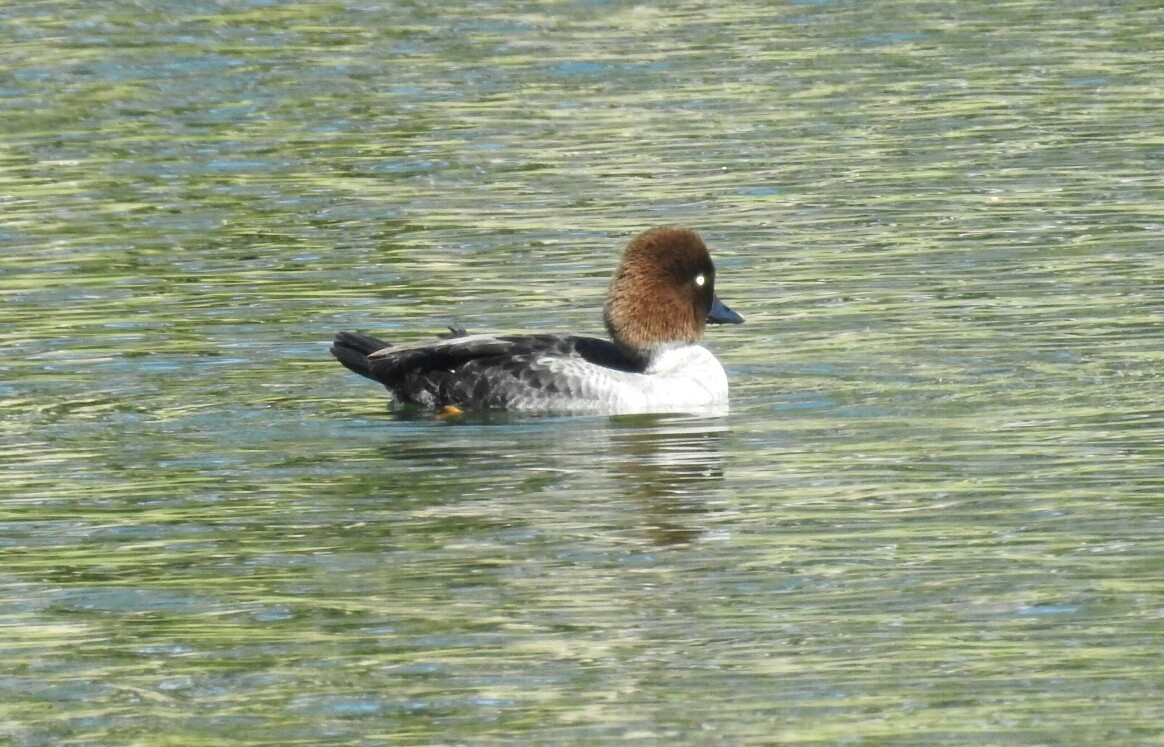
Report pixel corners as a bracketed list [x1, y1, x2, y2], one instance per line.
[330, 331, 392, 381]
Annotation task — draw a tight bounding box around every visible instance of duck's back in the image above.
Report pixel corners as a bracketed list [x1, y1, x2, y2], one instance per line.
[331, 330, 648, 412]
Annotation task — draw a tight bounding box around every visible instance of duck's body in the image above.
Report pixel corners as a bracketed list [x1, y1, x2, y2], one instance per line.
[331, 227, 744, 415]
[331, 329, 730, 414]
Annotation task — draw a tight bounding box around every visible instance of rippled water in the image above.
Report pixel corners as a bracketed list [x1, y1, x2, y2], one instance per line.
[3, 2, 1163, 745]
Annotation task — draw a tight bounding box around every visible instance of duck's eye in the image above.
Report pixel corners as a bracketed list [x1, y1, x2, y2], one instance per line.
[694, 273, 706, 287]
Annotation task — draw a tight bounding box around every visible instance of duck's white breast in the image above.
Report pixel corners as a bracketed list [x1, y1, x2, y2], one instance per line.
[528, 345, 729, 415]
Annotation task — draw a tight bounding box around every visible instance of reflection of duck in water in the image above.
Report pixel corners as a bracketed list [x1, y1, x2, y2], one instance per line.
[331, 227, 743, 414]
[610, 415, 730, 546]
[363, 413, 730, 547]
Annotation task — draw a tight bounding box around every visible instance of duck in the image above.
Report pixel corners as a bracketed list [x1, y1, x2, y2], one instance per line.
[330, 227, 744, 415]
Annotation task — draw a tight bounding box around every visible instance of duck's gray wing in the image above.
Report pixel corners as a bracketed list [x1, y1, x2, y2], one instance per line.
[332, 331, 642, 409]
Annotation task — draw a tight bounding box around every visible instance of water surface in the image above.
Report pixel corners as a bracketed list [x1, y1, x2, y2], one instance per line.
[2, 1, 1163, 744]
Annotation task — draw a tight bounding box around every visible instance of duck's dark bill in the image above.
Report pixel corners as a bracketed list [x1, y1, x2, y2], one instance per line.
[708, 295, 745, 325]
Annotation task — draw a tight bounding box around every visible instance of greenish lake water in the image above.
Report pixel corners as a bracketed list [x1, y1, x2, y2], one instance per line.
[3, 1, 1163, 744]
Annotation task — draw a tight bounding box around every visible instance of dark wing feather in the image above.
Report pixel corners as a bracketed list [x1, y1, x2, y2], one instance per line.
[332, 330, 644, 409]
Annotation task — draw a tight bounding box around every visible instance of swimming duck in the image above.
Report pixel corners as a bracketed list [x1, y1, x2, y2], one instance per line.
[331, 227, 743, 414]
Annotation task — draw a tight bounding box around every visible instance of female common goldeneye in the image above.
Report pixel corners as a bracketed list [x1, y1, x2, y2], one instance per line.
[331, 227, 744, 414]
